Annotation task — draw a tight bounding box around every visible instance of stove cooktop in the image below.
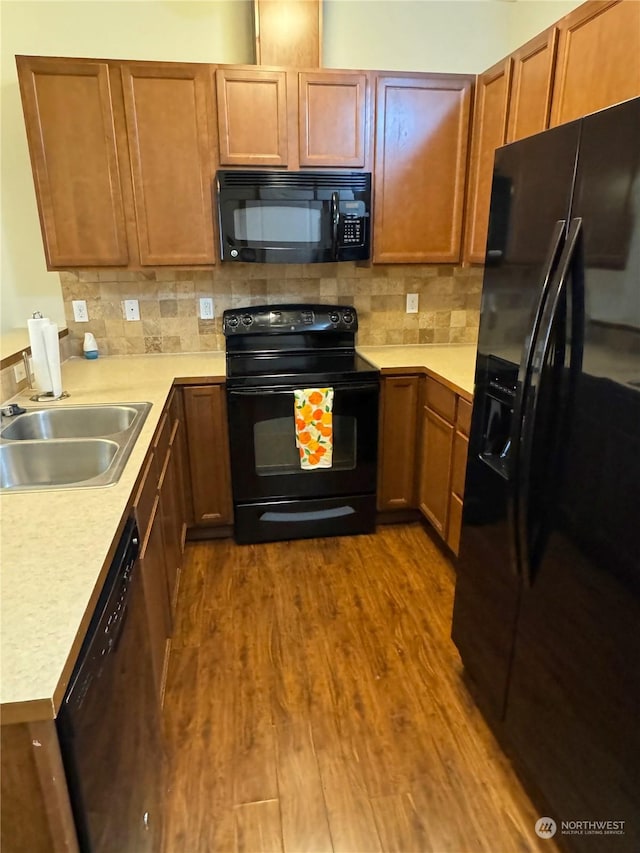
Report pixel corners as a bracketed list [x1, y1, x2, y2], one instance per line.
[224, 304, 379, 388]
[225, 350, 379, 389]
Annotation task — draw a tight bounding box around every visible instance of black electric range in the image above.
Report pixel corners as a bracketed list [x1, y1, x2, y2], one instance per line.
[223, 304, 380, 544]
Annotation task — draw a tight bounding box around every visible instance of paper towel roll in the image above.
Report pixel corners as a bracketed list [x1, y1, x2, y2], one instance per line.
[28, 317, 52, 392]
[42, 323, 62, 398]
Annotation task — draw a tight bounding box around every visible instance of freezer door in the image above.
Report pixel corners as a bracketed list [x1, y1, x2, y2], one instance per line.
[504, 98, 640, 848]
[452, 119, 581, 721]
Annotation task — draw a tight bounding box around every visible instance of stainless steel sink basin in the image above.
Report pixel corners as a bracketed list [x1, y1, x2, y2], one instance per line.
[0, 440, 119, 490]
[0, 402, 151, 492]
[0, 403, 146, 440]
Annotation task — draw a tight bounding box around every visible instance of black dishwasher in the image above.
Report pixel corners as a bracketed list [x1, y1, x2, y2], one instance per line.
[56, 518, 165, 852]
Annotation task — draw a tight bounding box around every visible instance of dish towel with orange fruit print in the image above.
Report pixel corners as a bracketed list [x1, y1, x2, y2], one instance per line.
[293, 388, 334, 470]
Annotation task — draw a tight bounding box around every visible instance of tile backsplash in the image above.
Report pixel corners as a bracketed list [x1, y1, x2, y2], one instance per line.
[60, 263, 483, 356]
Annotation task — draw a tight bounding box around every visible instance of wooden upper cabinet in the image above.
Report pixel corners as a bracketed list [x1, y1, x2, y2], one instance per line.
[374, 74, 473, 264]
[16, 56, 129, 268]
[298, 72, 367, 167]
[255, 0, 321, 68]
[551, 0, 640, 127]
[464, 58, 512, 264]
[507, 27, 558, 143]
[121, 64, 215, 266]
[216, 68, 288, 166]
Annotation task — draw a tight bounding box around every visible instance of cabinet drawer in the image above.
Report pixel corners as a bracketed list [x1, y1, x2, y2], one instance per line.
[425, 378, 456, 423]
[457, 397, 473, 437]
[447, 492, 464, 555]
[451, 431, 469, 498]
[153, 411, 170, 463]
[133, 451, 157, 544]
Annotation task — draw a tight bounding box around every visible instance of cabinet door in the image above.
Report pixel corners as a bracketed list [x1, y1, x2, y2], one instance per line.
[170, 389, 192, 543]
[298, 72, 367, 167]
[255, 0, 321, 67]
[374, 74, 472, 263]
[121, 63, 216, 265]
[377, 375, 420, 511]
[551, 0, 640, 127]
[158, 437, 182, 616]
[216, 68, 288, 166]
[16, 56, 129, 268]
[447, 430, 469, 555]
[183, 385, 233, 526]
[418, 404, 455, 537]
[464, 58, 512, 264]
[140, 496, 171, 703]
[507, 28, 558, 143]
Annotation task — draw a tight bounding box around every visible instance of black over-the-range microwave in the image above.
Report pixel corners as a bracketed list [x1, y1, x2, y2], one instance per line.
[215, 170, 371, 263]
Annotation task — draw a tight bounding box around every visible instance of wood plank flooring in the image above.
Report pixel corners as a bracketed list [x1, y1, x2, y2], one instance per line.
[162, 523, 556, 853]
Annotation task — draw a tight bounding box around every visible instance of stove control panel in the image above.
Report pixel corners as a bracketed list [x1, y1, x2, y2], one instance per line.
[223, 304, 358, 335]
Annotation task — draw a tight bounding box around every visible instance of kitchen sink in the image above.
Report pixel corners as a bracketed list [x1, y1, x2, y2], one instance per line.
[0, 402, 151, 492]
[0, 440, 119, 490]
[0, 403, 146, 440]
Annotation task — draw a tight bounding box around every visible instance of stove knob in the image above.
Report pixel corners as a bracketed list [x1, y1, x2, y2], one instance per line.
[342, 311, 355, 325]
[241, 314, 253, 326]
[329, 311, 340, 324]
[226, 314, 239, 328]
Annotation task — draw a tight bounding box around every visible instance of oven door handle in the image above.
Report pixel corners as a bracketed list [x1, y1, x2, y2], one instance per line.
[228, 382, 379, 396]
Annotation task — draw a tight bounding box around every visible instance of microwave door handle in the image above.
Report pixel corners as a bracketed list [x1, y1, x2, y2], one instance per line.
[331, 191, 340, 260]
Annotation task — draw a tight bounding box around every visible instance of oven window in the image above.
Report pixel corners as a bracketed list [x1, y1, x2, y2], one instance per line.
[254, 415, 356, 475]
[233, 202, 322, 244]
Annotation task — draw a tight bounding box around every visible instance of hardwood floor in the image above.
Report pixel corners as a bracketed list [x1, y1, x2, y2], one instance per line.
[162, 523, 556, 853]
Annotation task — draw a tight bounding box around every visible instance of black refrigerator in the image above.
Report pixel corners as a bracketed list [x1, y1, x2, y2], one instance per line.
[452, 96, 640, 851]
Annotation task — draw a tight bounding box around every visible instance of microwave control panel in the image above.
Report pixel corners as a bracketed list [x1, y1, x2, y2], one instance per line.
[340, 216, 363, 245]
[339, 200, 367, 246]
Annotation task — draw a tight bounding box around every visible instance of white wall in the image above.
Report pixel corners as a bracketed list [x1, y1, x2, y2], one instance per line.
[0, 0, 254, 333]
[323, 0, 584, 73]
[507, 0, 583, 51]
[323, 0, 511, 74]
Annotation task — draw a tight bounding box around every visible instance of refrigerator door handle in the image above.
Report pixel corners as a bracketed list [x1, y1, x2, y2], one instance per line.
[516, 217, 583, 586]
[507, 219, 566, 574]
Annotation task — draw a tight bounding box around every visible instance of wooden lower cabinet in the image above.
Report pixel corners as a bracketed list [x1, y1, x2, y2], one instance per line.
[377, 371, 473, 553]
[183, 384, 233, 527]
[133, 390, 192, 702]
[170, 388, 192, 544]
[139, 494, 172, 702]
[1, 721, 78, 853]
[377, 375, 420, 511]
[418, 402, 455, 537]
[415, 377, 472, 555]
[447, 396, 472, 554]
[158, 438, 182, 614]
[447, 431, 469, 554]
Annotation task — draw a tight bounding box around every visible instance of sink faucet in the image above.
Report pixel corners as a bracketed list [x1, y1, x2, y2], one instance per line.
[22, 351, 33, 390]
[1, 403, 27, 418]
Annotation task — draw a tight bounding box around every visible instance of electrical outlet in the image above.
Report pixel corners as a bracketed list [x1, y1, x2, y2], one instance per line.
[199, 297, 214, 320]
[123, 299, 140, 321]
[13, 361, 27, 383]
[72, 300, 89, 322]
[406, 293, 419, 314]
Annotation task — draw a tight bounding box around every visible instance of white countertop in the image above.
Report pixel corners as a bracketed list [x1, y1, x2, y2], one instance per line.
[359, 344, 477, 397]
[0, 345, 476, 724]
[0, 353, 225, 723]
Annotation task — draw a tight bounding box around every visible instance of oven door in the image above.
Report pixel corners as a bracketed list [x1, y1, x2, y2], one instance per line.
[227, 380, 379, 502]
